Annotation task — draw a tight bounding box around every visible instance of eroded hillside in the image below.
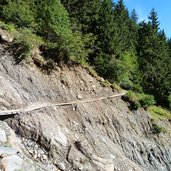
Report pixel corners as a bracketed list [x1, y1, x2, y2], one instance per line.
[0, 44, 171, 171]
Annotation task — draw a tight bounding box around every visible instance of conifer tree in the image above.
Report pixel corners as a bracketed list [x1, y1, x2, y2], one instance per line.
[138, 9, 171, 104]
[96, 0, 115, 54]
[113, 0, 130, 54]
[61, 0, 101, 34]
[148, 8, 160, 31]
[131, 9, 138, 23]
[35, 0, 70, 41]
[93, 0, 115, 78]
[167, 38, 171, 56]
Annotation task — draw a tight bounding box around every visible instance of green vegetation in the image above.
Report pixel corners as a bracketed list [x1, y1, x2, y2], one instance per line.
[148, 106, 171, 120]
[0, 0, 170, 110]
[0, 20, 15, 33]
[124, 91, 155, 110]
[2, 0, 35, 28]
[14, 28, 43, 61]
[151, 121, 166, 134]
[148, 106, 171, 134]
[83, 63, 98, 78]
[0, 0, 87, 63]
[111, 83, 122, 92]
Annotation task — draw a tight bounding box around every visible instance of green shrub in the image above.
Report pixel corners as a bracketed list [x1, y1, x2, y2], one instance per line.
[119, 79, 134, 90]
[2, 0, 35, 28]
[36, 0, 70, 38]
[124, 91, 141, 110]
[125, 91, 155, 110]
[45, 31, 87, 64]
[62, 32, 88, 63]
[116, 51, 138, 88]
[139, 94, 156, 108]
[94, 53, 116, 80]
[14, 28, 43, 60]
[0, 20, 16, 33]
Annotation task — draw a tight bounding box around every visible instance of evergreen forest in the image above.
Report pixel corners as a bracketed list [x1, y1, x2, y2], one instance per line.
[0, 0, 171, 111]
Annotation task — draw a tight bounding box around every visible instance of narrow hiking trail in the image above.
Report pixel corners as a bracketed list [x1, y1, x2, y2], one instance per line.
[0, 91, 127, 116]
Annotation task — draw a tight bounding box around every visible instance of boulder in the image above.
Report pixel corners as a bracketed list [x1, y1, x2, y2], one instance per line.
[0, 28, 14, 43]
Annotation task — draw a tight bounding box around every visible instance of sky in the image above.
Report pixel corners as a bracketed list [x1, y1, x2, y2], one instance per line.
[113, 0, 171, 38]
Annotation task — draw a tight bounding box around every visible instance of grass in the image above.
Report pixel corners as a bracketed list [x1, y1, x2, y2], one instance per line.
[111, 83, 122, 92]
[148, 106, 171, 121]
[148, 106, 171, 134]
[103, 79, 111, 87]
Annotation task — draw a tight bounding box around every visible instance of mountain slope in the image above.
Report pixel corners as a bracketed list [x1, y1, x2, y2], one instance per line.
[0, 44, 171, 171]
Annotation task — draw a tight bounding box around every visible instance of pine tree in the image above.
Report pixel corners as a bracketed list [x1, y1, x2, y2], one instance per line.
[112, 0, 131, 55]
[61, 0, 102, 63]
[93, 0, 115, 78]
[167, 38, 171, 56]
[61, 0, 101, 34]
[148, 8, 160, 31]
[131, 9, 138, 23]
[138, 10, 171, 105]
[96, 0, 115, 54]
[35, 0, 70, 41]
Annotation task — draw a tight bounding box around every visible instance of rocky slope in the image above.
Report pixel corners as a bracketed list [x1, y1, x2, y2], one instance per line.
[0, 120, 56, 171]
[0, 43, 171, 171]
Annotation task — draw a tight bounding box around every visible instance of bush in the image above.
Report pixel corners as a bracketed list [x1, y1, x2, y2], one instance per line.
[13, 28, 43, 61]
[115, 51, 139, 88]
[62, 32, 88, 63]
[139, 94, 156, 108]
[103, 80, 111, 87]
[124, 91, 141, 110]
[36, 0, 70, 39]
[0, 20, 16, 33]
[94, 53, 116, 80]
[83, 64, 98, 78]
[2, 0, 35, 28]
[44, 31, 88, 64]
[124, 91, 155, 110]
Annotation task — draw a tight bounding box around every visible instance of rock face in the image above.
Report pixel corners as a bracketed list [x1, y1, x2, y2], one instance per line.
[0, 121, 56, 171]
[0, 43, 171, 171]
[0, 28, 14, 43]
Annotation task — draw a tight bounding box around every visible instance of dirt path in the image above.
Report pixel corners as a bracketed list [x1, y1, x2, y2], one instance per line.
[0, 91, 127, 116]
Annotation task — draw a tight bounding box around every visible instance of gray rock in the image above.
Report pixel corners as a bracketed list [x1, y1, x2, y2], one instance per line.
[1, 155, 23, 171]
[0, 28, 14, 43]
[0, 147, 18, 156]
[0, 129, 7, 143]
